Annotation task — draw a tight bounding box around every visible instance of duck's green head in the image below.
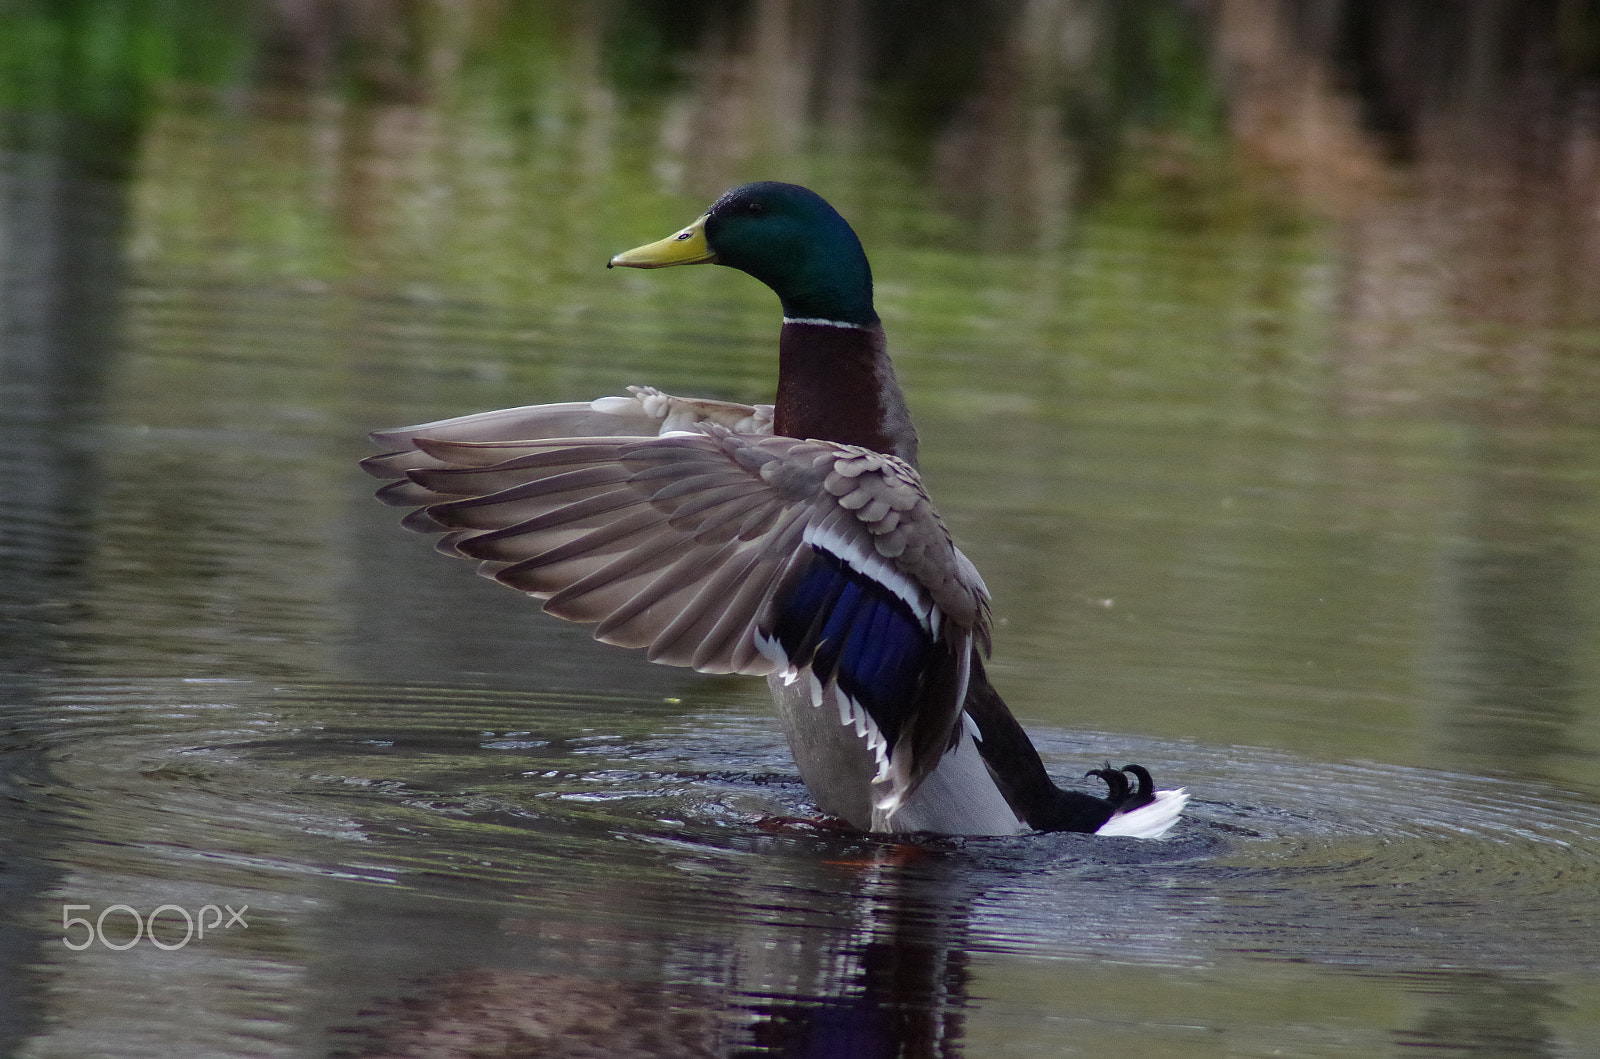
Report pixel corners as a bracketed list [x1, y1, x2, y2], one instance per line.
[609, 182, 877, 326]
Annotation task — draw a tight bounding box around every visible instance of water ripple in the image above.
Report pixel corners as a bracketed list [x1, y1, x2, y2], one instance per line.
[5, 675, 1599, 979]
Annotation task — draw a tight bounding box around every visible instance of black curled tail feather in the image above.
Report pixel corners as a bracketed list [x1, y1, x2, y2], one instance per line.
[962, 654, 1119, 833]
[964, 654, 1169, 833]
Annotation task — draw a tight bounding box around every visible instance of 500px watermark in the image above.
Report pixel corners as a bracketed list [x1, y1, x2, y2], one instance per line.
[61, 904, 248, 951]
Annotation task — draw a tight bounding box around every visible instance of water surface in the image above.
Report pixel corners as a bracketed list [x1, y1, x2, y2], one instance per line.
[3, 3, 1600, 1056]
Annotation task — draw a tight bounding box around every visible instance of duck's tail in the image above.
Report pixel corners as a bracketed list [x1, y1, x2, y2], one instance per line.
[963, 654, 1187, 838]
[1094, 786, 1189, 839]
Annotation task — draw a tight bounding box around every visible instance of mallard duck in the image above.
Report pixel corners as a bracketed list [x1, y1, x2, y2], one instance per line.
[363, 182, 1187, 838]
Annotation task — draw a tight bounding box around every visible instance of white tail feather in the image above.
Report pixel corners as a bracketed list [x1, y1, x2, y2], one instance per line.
[1094, 788, 1188, 839]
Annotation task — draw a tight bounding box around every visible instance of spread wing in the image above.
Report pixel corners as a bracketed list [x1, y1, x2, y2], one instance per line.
[363, 386, 773, 505]
[363, 395, 992, 810]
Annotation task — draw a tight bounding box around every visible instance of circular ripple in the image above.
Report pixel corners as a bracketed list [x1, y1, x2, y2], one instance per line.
[5, 676, 1598, 975]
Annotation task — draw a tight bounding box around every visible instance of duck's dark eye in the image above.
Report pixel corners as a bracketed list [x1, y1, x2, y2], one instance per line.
[744, 201, 767, 216]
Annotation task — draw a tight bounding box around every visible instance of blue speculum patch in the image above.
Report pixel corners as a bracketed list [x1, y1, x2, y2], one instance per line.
[767, 546, 934, 745]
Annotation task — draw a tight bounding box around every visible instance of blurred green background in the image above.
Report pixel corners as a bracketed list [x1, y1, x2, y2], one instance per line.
[4, 2, 1600, 1056]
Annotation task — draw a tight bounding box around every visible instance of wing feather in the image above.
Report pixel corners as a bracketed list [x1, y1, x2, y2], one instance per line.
[366, 407, 992, 796]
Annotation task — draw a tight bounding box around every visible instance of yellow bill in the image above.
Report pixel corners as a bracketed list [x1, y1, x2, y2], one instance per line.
[608, 214, 715, 268]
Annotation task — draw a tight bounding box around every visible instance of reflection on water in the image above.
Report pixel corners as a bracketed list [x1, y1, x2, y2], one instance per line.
[4, 678, 1599, 1057]
[1434, 423, 1588, 779]
[4, 1, 1600, 1055]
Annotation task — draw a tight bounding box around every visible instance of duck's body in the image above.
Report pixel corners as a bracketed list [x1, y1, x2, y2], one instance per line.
[364, 182, 1186, 839]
